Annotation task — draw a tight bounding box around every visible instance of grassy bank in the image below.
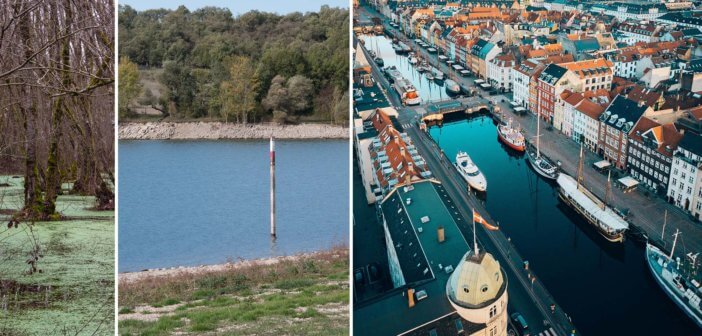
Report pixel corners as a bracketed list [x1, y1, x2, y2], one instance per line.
[0, 176, 115, 335]
[118, 248, 349, 335]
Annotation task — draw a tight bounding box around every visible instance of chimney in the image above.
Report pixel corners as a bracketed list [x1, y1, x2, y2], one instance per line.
[438, 226, 445, 243]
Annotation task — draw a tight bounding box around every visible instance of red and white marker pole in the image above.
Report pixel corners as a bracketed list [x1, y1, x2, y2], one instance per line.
[270, 137, 276, 238]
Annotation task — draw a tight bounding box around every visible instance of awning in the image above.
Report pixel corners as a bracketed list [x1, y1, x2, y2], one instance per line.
[593, 160, 611, 169]
[618, 176, 639, 188]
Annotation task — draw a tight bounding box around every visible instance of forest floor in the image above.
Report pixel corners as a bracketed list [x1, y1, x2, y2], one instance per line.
[118, 247, 349, 335]
[0, 175, 115, 335]
[119, 121, 348, 140]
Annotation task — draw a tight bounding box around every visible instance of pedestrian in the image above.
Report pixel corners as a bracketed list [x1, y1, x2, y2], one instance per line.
[551, 303, 556, 314]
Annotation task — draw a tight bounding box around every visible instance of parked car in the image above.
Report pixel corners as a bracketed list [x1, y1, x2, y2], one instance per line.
[511, 312, 529, 333]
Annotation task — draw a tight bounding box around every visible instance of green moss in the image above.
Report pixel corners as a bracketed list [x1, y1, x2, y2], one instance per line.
[0, 176, 115, 334]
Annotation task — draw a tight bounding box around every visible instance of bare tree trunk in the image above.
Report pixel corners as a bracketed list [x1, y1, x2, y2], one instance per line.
[16, 2, 43, 218]
[43, 0, 73, 219]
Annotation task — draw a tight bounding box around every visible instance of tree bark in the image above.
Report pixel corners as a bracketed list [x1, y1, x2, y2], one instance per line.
[43, 0, 73, 219]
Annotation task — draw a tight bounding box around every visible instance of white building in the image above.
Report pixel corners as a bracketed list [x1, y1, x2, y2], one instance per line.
[607, 50, 642, 79]
[511, 60, 538, 109]
[603, 3, 666, 21]
[447, 251, 508, 336]
[488, 54, 516, 93]
[571, 96, 606, 152]
[615, 20, 662, 45]
[668, 132, 702, 219]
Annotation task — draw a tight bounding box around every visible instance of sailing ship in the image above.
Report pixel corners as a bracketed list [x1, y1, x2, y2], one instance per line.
[526, 115, 558, 179]
[646, 230, 702, 329]
[455, 151, 487, 192]
[556, 145, 629, 242]
[497, 118, 526, 152]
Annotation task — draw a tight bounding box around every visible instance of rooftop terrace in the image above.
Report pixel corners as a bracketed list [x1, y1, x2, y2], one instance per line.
[355, 180, 481, 335]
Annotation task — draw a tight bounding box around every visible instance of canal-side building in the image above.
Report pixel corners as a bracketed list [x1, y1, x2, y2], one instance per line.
[598, 95, 652, 170]
[535, 63, 579, 123]
[469, 38, 499, 79]
[565, 92, 607, 151]
[627, 117, 682, 194]
[512, 60, 541, 109]
[357, 179, 510, 336]
[667, 132, 702, 218]
[488, 53, 516, 93]
[367, 109, 432, 201]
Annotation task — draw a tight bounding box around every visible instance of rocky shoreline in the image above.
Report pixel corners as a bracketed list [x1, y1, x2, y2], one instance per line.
[119, 121, 349, 140]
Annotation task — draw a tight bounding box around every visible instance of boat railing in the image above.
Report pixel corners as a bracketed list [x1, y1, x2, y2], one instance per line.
[577, 184, 605, 209]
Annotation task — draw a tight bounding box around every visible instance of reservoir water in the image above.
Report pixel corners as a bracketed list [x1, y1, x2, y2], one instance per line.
[361, 34, 454, 102]
[428, 116, 698, 335]
[119, 140, 348, 272]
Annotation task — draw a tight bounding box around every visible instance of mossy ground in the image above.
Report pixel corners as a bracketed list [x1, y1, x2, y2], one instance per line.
[118, 248, 349, 335]
[0, 176, 115, 335]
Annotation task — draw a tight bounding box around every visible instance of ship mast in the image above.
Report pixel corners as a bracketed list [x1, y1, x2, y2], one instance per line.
[661, 210, 667, 240]
[669, 229, 680, 261]
[536, 116, 541, 159]
[577, 142, 584, 190]
[604, 170, 611, 210]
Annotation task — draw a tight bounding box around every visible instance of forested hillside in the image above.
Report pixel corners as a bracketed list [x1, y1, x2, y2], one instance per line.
[118, 5, 349, 124]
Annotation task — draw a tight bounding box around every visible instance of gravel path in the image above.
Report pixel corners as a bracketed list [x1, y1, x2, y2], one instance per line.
[119, 122, 349, 140]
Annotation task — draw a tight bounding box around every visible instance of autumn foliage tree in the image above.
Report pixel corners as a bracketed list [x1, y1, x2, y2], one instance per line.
[118, 5, 349, 124]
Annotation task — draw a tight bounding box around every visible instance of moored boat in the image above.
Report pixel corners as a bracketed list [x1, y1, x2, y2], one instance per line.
[455, 151, 487, 191]
[526, 116, 558, 179]
[556, 160, 629, 243]
[497, 119, 525, 152]
[527, 145, 559, 179]
[393, 79, 421, 106]
[432, 67, 444, 82]
[646, 233, 702, 329]
[445, 79, 460, 95]
[384, 66, 402, 83]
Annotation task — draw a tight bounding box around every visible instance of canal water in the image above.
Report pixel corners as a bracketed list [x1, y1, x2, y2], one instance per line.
[361, 34, 456, 102]
[428, 116, 699, 335]
[118, 140, 348, 272]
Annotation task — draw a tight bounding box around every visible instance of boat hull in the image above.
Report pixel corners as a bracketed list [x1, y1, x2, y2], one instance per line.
[497, 131, 525, 152]
[526, 148, 558, 180]
[646, 244, 702, 329]
[557, 189, 625, 243]
[455, 163, 487, 192]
